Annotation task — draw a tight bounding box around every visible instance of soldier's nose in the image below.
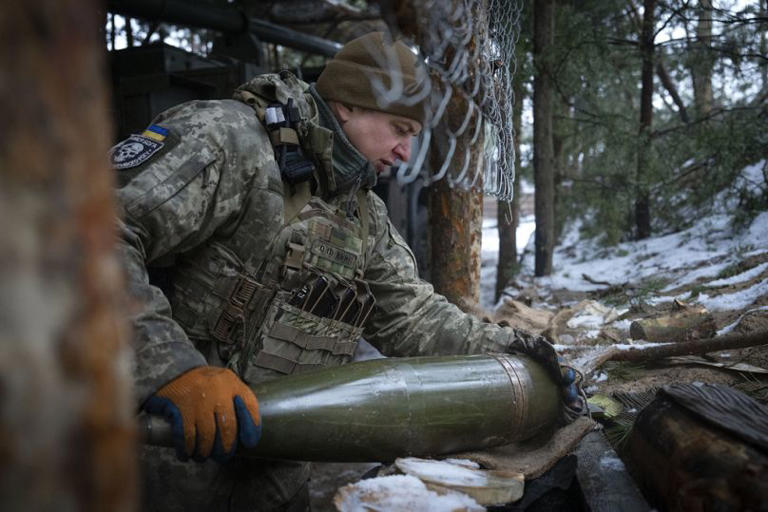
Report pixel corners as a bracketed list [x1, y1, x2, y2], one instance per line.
[394, 139, 411, 163]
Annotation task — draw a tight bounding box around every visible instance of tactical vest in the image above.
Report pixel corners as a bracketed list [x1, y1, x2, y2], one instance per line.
[167, 72, 373, 385]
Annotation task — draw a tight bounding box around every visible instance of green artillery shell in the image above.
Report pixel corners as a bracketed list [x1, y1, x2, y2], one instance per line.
[141, 353, 560, 462]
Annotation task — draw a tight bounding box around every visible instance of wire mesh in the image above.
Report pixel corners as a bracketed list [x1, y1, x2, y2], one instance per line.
[377, 0, 522, 201]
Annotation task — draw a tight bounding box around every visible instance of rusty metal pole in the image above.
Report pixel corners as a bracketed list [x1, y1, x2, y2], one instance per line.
[0, 1, 137, 510]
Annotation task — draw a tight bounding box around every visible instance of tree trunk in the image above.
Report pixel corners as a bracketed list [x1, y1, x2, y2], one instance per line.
[635, 0, 655, 240]
[427, 1, 486, 310]
[126, 16, 134, 47]
[496, 58, 525, 301]
[110, 13, 116, 51]
[692, 0, 714, 117]
[553, 96, 571, 240]
[533, 0, 555, 276]
[761, 0, 767, 96]
[0, 1, 137, 510]
[428, 142, 484, 310]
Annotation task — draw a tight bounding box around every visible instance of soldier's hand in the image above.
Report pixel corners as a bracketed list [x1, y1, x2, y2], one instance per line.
[143, 367, 261, 462]
[559, 365, 587, 421]
[505, 332, 587, 422]
[504, 330, 561, 381]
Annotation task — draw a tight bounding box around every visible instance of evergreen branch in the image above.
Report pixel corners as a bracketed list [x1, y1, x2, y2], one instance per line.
[651, 105, 764, 139]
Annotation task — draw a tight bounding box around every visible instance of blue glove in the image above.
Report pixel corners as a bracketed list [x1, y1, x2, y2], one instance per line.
[559, 364, 588, 421]
[561, 366, 581, 407]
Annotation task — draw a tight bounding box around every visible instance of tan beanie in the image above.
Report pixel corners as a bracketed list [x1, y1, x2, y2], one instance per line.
[316, 32, 427, 125]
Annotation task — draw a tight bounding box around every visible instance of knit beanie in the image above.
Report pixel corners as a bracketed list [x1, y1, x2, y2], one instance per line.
[315, 32, 427, 125]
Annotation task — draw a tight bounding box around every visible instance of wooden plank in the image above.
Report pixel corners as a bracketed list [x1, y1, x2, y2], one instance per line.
[573, 432, 649, 512]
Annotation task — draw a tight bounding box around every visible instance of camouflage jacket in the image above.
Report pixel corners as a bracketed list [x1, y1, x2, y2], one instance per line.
[115, 72, 537, 405]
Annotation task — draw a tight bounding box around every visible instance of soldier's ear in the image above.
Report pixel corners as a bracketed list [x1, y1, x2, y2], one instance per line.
[329, 101, 354, 124]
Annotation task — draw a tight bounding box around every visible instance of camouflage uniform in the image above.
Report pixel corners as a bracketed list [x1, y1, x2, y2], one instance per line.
[116, 72, 550, 511]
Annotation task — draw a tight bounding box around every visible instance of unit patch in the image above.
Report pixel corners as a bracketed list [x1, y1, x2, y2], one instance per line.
[110, 133, 164, 170]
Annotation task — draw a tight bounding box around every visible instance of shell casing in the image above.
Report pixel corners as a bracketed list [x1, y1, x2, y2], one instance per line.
[142, 353, 560, 462]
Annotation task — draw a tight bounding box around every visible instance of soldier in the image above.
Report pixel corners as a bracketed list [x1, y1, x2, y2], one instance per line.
[114, 32, 580, 511]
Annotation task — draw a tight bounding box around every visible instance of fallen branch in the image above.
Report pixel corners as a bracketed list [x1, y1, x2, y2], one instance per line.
[571, 346, 621, 376]
[609, 330, 768, 363]
[582, 274, 617, 287]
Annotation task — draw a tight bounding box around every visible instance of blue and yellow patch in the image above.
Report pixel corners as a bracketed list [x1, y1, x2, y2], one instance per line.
[142, 124, 169, 142]
[110, 125, 169, 169]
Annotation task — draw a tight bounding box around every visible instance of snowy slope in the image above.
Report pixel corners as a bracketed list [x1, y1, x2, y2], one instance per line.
[483, 161, 768, 315]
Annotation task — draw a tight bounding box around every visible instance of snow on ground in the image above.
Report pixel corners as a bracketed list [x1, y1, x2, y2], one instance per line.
[481, 215, 535, 307]
[334, 474, 484, 512]
[698, 277, 768, 311]
[522, 211, 761, 296]
[482, 161, 768, 312]
[718, 306, 768, 335]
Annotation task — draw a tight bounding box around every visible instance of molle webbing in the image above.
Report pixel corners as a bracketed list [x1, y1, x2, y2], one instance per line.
[210, 275, 272, 345]
[268, 323, 358, 356]
[252, 352, 323, 375]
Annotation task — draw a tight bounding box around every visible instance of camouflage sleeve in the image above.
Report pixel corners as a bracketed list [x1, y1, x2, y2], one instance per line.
[362, 192, 526, 357]
[115, 99, 271, 405]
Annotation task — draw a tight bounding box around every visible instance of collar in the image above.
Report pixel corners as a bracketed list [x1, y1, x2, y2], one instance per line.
[309, 86, 377, 195]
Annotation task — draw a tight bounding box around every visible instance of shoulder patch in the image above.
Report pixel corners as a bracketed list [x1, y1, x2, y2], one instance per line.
[110, 134, 164, 170]
[142, 124, 169, 141]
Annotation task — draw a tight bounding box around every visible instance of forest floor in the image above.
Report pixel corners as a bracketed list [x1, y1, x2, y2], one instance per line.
[486, 160, 768, 403]
[309, 160, 768, 510]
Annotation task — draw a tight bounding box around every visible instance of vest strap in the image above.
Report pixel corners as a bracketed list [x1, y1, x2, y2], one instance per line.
[269, 322, 358, 356]
[269, 127, 300, 146]
[356, 189, 370, 258]
[252, 351, 324, 375]
[283, 180, 312, 224]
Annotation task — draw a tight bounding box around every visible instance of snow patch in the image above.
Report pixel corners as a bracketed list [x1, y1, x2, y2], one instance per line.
[567, 313, 605, 329]
[706, 261, 768, 288]
[599, 455, 626, 471]
[745, 212, 768, 244]
[612, 319, 633, 331]
[699, 278, 768, 311]
[335, 474, 483, 512]
[717, 306, 768, 335]
[396, 458, 492, 486]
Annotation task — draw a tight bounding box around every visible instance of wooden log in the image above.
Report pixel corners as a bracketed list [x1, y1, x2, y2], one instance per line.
[493, 298, 554, 336]
[610, 330, 768, 362]
[630, 303, 716, 341]
[627, 386, 768, 511]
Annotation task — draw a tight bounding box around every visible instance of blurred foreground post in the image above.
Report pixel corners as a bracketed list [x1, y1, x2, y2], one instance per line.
[0, 1, 137, 510]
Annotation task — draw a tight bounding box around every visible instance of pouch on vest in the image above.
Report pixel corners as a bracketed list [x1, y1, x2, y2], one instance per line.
[264, 99, 314, 185]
